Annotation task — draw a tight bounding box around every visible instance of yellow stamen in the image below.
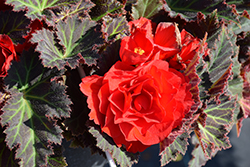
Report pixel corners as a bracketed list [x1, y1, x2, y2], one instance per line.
[134, 47, 145, 55]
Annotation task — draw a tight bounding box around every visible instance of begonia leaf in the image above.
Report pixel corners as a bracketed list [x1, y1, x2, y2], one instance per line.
[207, 25, 236, 97]
[32, 15, 103, 69]
[229, 57, 243, 98]
[231, 11, 250, 34]
[236, 31, 250, 63]
[228, 56, 243, 136]
[188, 134, 218, 167]
[0, 49, 71, 166]
[183, 10, 221, 41]
[6, 0, 75, 19]
[0, 10, 30, 44]
[235, 30, 250, 134]
[160, 132, 189, 166]
[90, 0, 124, 21]
[47, 145, 67, 167]
[226, 0, 250, 14]
[51, 0, 95, 23]
[0, 125, 20, 167]
[64, 68, 89, 135]
[191, 94, 235, 166]
[196, 24, 236, 100]
[96, 39, 121, 76]
[132, 0, 164, 20]
[164, 0, 236, 21]
[102, 15, 129, 40]
[89, 126, 139, 167]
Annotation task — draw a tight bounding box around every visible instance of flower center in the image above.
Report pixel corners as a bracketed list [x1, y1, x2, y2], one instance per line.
[134, 47, 145, 55]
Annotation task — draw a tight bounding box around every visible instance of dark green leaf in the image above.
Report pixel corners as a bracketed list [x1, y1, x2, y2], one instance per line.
[90, 0, 124, 21]
[228, 57, 243, 98]
[64, 68, 89, 135]
[231, 11, 250, 34]
[226, 0, 250, 14]
[191, 94, 235, 167]
[197, 25, 236, 100]
[0, 10, 30, 44]
[1, 49, 71, 166]
[89, 126, 139, 167]
[32, 15, 103, 69]
[201, 95, 234, 148]
[183, 10, 221, 41]
[47, 145, 67, 167]
[6, 0, 75, 19]
[207, 25, 236, 97]
[132, 0, 164, 20]
[160, 133, 189, 166]
[96, 39, 121, 76]
[102, 15, 129, 40]
[188, 134, 218, 167]
[0, 125, 20, 167]
[164, 0, 235, 21]
[51, 0, 95, 23]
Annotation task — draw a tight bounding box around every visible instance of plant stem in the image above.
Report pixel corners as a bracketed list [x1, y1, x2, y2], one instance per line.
[105, 151, 117, 167]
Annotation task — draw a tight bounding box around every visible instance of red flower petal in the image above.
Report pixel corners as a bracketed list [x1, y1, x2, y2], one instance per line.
[153, 22, 181, 60]
[120, 29, 154, 65]
[128, 17, 154, 39]
[80, 75, 105, 126]
[0, 34, 17, 77]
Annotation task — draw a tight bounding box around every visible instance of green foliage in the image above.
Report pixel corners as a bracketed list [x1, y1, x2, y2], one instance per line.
[165, 0, 235, 21]
[1, 49, 71, 166]
[132, 0, 164, 19]
[89, 126, 139, 167]
[0, 10, 30, 43]
[1, 0, 250, 166]
[0, 125, 20, 167]
[229, 57, 243, 97]
[160, 133, 189, 166]
[90, 0, 124, 21]
[32, 15, 103, 69]
[102, 15, 129, 40]
[6, 0, 75, 19]
[206, 25, 236, 97]
[51, 0, 95, 22]
[190, 95, 235, 166]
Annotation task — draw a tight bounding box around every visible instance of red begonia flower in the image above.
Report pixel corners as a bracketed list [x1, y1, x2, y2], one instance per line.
[119, 28, 154, 65]
[80, 60, 193, 153]
[120, 18, 182, 65]
[0, 34, 17, 77]
[169, 29, 209, 70]
[128, 17, 154, 39]
[153, 22, 182, 60]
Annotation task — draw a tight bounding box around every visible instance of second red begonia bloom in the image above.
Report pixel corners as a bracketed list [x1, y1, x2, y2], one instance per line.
[119, 28, 154, 65]
[120, 17, 182, 66]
